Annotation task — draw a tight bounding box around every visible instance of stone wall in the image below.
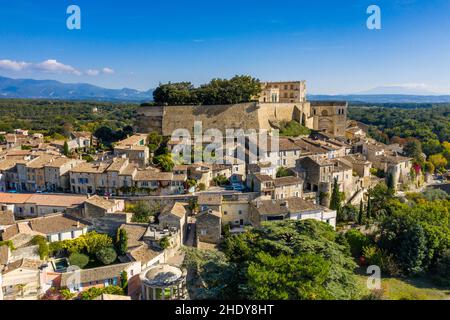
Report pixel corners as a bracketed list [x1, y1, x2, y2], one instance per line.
[135, 102, 313, 136]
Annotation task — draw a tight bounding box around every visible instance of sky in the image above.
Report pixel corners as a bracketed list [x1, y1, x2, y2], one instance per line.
[0, 0, 449, 94]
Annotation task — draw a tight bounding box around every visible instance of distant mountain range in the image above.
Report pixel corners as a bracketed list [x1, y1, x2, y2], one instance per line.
[0, 76, 154, 102]
[1, 75, 450, 103]
[308, 94, 450, 104]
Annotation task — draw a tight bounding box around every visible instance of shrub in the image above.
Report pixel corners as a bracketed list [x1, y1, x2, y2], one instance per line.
[60, 288, 76, 300]
[159, 236, 171, 250]
[345, 229, 371, 258]
[198, 183, 206, 191]
[212, 175, 229, 186]
[115, 228, 128, 256]
[0, 240, 15, 251]
[276, 167, 293, 178]
[362, 246, 400, 276]
[69, 252, 89, 269]
[80, 286, 124, 300]
[96, 247, 117, 265]
[32, 235, 49, 259]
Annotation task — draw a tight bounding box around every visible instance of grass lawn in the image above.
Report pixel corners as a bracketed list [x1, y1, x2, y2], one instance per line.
[356, 274, 450, 300]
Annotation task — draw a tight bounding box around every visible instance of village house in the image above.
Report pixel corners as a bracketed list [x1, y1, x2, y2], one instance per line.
[44, 157, 83, 192]
[249, 197, 337, 228]
[0, 192, 87, 218]
[295, 156, 354, 204]
[158, 202, 188, 244]
[221, 193, 255, 229]
[0, 258, 46, 300]
[1, 213, 89, 243]
[196, 209, 222, 244]
[246, 172, 303, 200]
[362, 140, 413, 188]
[197, 193, 222, 212]
[60, 262, 142, 298]
[113, 134, 149, 168]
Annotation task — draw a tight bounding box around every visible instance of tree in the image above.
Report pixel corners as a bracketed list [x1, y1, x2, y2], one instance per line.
[329, 178, 342, 215]
[32, 235, 49, 259]
[247, 252, 331, 300]
[423, 139, 443, 156]
[82, 232, 113, 254]
[153, 154, 174, 172]
[116, 228, 128, 256]
[80, 286, 124, 300]
[96, 247, 117, 265]
[403, 139, 423, 161]
[358, 200, 364, 225]
[120, 270, 129, 293]
[276, 167, 293, 178]
[220, 219, 360, 300]
[386, 172, 396, 193]
[429, 154, 448, 171]
[147, 131, 163, 154]
[423, 161, 435, 175]
[129, 201, 157, 223]
[159, 236, 171, 250]
[366, 195, 372, 220]
[345, 229, 371, 258]
[196, 75, 261, 105]
[69, 252, 89, 269]
[153, 82, 197, 105]
[63, 141, 70, 156]
[94, 126, 115, 145]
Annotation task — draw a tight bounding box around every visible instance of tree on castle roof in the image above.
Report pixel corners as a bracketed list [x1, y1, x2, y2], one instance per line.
[152, 75, 261, 105]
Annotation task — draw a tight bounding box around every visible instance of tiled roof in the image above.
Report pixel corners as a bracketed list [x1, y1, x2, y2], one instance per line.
[71, 162, 109, 173]
[61, 263, 131, 286]
[129, 244, 162, 264]
[254, 197, 325, 216]
[28, 214, 88, 235]
[25, 194, 87, 207]
[0, 210, 15, 226]
[2, 258, 42, 274]
[197, 193, 222, 206]
[273, 176, 302, 187]
[134, 170, 173, 181]
[84, 195, 116, 210]
[161, 202, 187, 219]
[120, 223, 147, 249]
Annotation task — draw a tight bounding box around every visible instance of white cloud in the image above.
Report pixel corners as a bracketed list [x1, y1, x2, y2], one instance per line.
[102, 67, 114, 74]
[86, 69, 100, 76]
[0, 58, 114, 77]
[0, 59, 31, 71]
[34, 59, 82, 76]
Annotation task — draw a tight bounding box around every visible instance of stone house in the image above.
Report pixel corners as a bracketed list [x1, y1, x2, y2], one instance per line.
[113, 134, 149, 168]
[158, 202, 188, 244]
[197, 193, 222, 212]
[246, 173, 303, 200]
[249, 197, 337, 228]
[60, 262, 142, 298]
[196, 209, 222, 244]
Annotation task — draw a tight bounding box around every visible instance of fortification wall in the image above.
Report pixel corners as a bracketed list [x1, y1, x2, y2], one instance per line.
[136, 102, 313, 136]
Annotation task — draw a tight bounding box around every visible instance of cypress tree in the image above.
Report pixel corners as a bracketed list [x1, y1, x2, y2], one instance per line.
[330, 178, 342, 214]
[366, 196, 372, 220]
[358, 200, 364, 225]
[63, 141, 70, 156]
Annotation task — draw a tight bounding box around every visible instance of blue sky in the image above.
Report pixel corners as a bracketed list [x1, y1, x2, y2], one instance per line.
[0, 0, 449, 94]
